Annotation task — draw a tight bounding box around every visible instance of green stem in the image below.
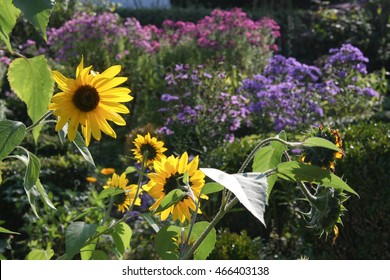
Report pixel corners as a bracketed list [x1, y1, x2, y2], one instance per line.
[26, 111, 53, 132]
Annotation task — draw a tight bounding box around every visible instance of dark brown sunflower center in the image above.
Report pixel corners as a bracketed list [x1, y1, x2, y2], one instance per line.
[140, 143, 157, 160]
[113, 190, 127, 205]
[73, 85, 100, 112]
[164, 174, 180, 194]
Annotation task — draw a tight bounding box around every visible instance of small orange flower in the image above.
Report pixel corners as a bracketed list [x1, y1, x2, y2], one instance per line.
[101, 168, 115, 175]
[86, 176, 97, 183]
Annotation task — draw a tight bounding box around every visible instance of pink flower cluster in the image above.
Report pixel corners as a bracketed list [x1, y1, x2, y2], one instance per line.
[158, 8, 280, 51]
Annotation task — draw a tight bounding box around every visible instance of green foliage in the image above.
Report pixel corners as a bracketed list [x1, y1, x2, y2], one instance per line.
[208, 229, 262, 260]
[111, 222, 132, 257]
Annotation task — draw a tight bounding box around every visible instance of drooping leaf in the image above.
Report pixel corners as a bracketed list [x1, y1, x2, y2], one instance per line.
[155, 189, 186, 213]
[189, 221, 216, 260]
[15, 147, 40, 191]
[0, 120, 26, 161]
[201, 168, 268, 225]
[26, 249, 54, 260]
[0, 0, 20, 51]
[7, 56, 53, 143]
[140, 213, 160, 233]
[277, 161, 358, 196]
[155, 225, 181, 260]
[201, 182, 224, 195]
[111, 222, 132, 257]
[0, 226, 20, 235]
[13, 0, 55, 40]
[65, 222, 97, 259]
[35, 179, 56, 210]
[303, 137, 342, 152]
[59, 124, 95, 166]
[73, 131, 96, 167]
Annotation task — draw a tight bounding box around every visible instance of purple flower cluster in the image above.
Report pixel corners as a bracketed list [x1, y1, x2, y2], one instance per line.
[159, 64, 250, 145]
[240, 44, 380, 132]
[47, 12, 127, 62]
[325, 43, 369, 75]
[240, 55, 325, 131]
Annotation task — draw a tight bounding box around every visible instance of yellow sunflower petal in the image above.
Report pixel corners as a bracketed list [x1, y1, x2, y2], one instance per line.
[100, 65, 122, 78]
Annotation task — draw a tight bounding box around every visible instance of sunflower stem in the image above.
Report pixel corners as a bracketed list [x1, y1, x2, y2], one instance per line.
[181, 193, 201, 259]
[26, 111, 53, 132]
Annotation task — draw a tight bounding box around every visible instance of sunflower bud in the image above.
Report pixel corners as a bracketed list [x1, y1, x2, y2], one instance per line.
[301, 125, 344, 172]
[304, 186, 348, 241]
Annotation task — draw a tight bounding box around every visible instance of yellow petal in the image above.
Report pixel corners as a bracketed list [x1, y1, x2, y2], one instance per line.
[95, 77, 128, 92]
[100, 65, 122, 78]
[178, 152, 188, 174]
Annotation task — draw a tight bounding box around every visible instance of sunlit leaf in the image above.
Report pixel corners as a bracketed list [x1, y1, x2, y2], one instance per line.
[201, 168, 268, 225]
[189, 221, 216, 260]
[27, 249, 54, 260]
[303, 137, 341, 152]
[80, 242, 96, 260]
[277, 161, 358, 196]
[0, 0, 20, 51]
[155, 189, 186, 213]
[201, 182, 224, 195]
[0, 120, 26, 161]
[13, 0, 55, 40]
[97, 187, 124, 201]
[7, 56, 53, 143]
[111, 222, 132, 257]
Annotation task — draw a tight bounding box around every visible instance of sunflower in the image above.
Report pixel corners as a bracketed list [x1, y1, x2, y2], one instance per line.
[301, 125, 344, 172]
[131, 133, 167, 166]
[103, 172, 141, 213]
[145, 152, 207, 223]
[49, 57, 132, 146]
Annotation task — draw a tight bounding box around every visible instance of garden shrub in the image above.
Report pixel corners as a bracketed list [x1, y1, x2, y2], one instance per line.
[301, 121, 390, 259]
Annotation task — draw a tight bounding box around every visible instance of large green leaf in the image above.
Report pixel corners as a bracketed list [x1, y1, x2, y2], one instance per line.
[189, 221, 216, 260]
[27, 249, 54, 260]
[155, 225, 181, 260]
[140, 213, 160, 233]
[276, 161, 358, 196]
[13, 0, 54, 40]
[303, 137, 342, 152]
[201, 168, 268, 225]
[0, 120, 26, 161]
[65, 222, 97, 259]
[7, 56, 54, 143]
[0, 0, 20, 51]
[111, 222, 132, 257]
